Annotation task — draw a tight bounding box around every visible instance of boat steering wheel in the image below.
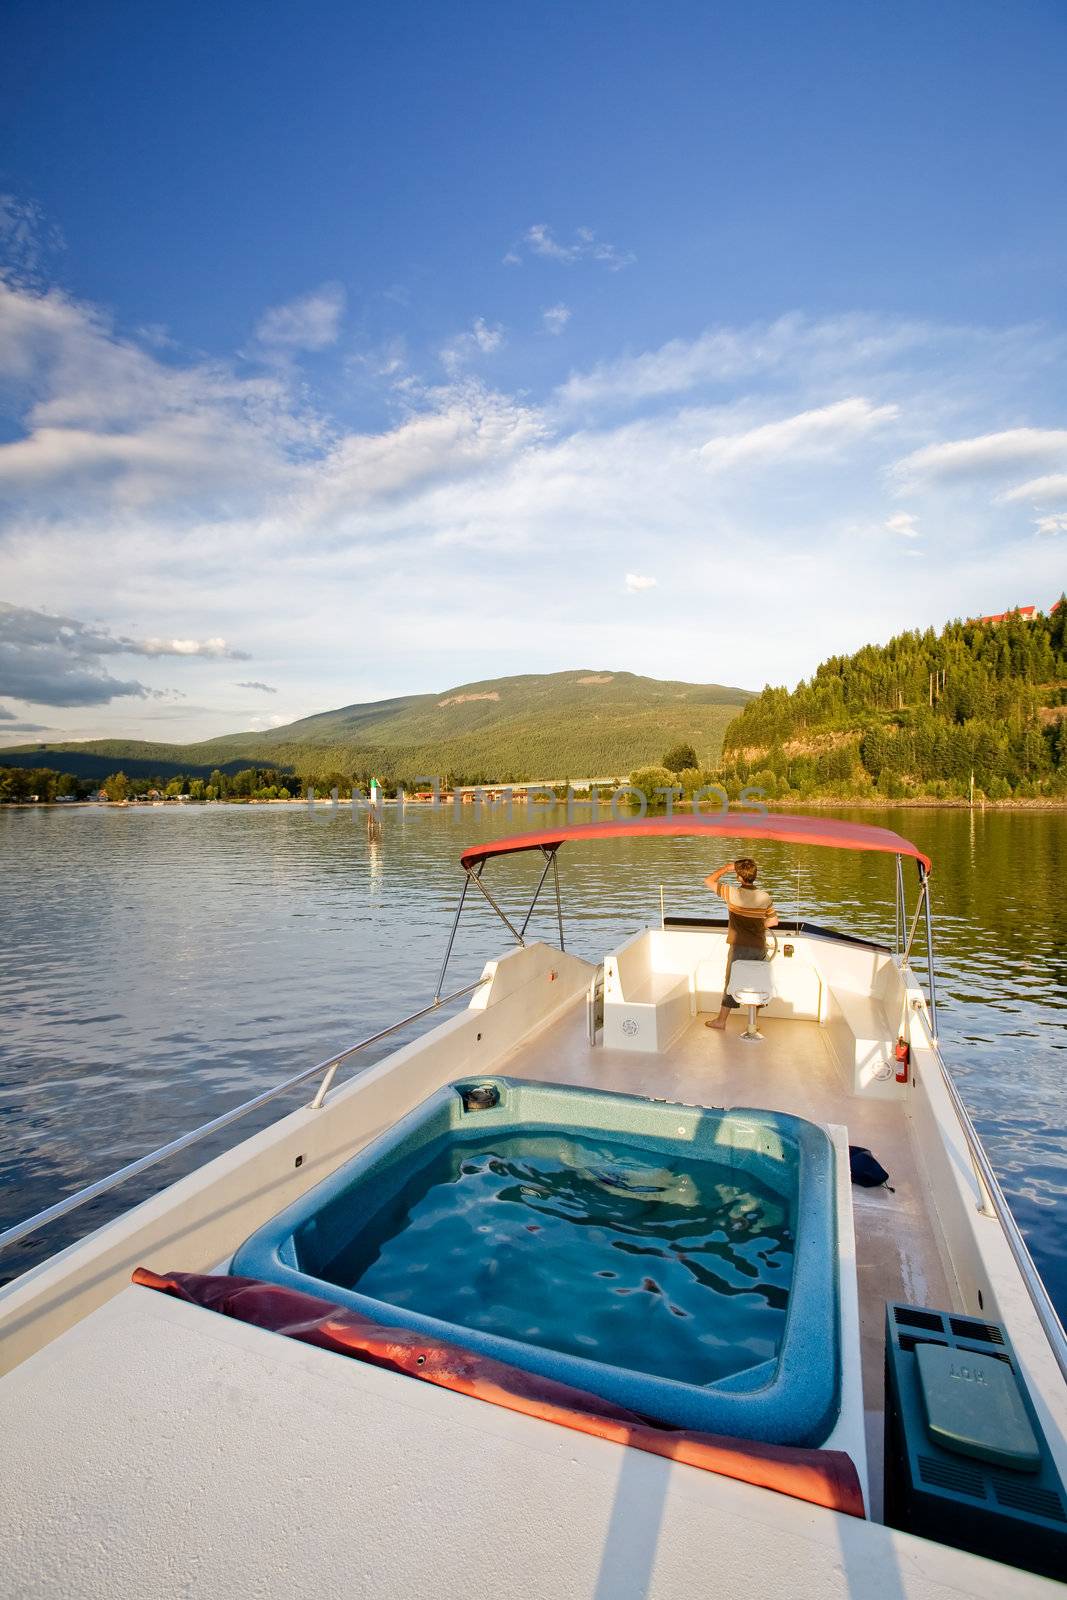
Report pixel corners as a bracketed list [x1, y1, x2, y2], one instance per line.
[766, 931, 780, 961]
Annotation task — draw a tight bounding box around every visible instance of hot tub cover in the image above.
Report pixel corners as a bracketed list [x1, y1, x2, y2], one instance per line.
[132, 1266, 864, 1518]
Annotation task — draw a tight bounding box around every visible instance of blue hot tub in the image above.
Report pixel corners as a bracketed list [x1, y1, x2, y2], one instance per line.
[231, 1078, 841, 1446]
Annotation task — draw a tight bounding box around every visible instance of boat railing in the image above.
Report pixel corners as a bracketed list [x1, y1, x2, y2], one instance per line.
[0, 976, 489, 1260]
[915, 1002, 1067, 1385]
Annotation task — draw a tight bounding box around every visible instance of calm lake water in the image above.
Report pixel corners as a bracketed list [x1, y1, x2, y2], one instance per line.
[1, 802, 1064, 1324]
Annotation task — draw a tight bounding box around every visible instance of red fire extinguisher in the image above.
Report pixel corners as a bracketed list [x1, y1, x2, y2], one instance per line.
[894, 1036, 910, 1084]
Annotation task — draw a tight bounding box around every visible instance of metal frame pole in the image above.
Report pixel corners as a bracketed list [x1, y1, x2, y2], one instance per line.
[519, 849, 556, 938]
[434, 874, 470, 1001]
[895, 854, 905, 957]
[903, 876, 926, 965]
[922, 867, 939, 1039]
[465, 864, 526, 946]
[551, 848, 565, 951]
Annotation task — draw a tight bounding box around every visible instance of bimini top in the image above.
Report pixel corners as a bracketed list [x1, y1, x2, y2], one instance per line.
[460, 813, 932, 873]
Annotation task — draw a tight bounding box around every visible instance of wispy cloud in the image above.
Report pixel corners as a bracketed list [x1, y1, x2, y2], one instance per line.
[1034, 514, 1067, 535]
[700, 398, 898, 471]
[894, 427, 1067, 486]
[997, 472, 1067, 506]
[136, 637, 250, 659]
[3, 276, 1065, 741]
[254, 283, 346, 352]
[542, 304, 571, 336]
[0, 703, 50, 731]
[624, 573, 657, 593]
[440, 317, 505, 374]
[508, 224, 634, 272]
[0, 194, 65, 286]
[237, 679, 277, 693]
[556, 313, 935, 412]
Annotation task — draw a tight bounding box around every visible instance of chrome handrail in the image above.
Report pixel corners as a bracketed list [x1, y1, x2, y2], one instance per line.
[0, 977, 488, 1259]
[914, 1005, 1067, 1385]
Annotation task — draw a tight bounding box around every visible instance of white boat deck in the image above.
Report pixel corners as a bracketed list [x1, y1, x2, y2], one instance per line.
[496, 1002, 957, 1509]
[1, 1279, 1048, 1600]
[2, 930, 1064, 1598]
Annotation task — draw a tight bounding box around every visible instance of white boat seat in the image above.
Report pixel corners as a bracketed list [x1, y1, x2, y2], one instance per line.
[728, 960, 775, 1007]
[728, 959, 775, 1042]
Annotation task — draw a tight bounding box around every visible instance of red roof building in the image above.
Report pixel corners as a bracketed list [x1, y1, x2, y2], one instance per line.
[972, 605, 1038, 627]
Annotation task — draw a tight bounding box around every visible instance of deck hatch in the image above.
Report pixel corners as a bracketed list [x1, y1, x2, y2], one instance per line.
[884, 1302, 1067, 1579]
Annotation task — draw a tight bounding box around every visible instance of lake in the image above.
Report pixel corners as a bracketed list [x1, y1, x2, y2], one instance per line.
[1, 801, 1064, 1325]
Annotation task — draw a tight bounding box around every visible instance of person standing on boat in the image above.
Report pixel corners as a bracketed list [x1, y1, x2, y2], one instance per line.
[703, 858, 778, 1031]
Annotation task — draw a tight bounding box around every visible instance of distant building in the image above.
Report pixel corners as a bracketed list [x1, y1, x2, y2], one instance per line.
[972, 605, 1038, 627]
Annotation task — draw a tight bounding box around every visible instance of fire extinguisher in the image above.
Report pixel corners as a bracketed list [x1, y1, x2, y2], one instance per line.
[894, 1036, 910, 1084]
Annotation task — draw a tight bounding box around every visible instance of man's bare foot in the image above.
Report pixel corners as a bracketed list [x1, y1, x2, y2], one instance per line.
[705, 1018, 728, 1031]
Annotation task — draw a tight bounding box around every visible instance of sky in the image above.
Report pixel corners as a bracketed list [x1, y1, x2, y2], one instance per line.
[0, 0, 1065, 746]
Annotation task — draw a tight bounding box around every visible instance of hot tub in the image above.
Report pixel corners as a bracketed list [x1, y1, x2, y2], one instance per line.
[231, 1078, 841, 1446]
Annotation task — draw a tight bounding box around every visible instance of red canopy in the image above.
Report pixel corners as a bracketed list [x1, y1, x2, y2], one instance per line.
[460, 813, 932, 872]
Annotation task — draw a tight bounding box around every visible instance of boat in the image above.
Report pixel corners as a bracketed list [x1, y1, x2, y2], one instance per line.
[1, 813, 1065, 1597]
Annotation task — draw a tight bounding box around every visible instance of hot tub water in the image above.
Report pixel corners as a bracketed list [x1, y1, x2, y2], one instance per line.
[320, 1131, 794, 1386]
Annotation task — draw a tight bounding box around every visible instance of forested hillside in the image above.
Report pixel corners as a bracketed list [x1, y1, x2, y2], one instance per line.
[1, 670, 751, 787]
[718, 602, 1067, 801]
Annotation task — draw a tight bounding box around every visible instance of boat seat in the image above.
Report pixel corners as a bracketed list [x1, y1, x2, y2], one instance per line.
[728, 960, 775, 1006]
[826, 987, 896, 1097]
[728, 959, 775, 1042]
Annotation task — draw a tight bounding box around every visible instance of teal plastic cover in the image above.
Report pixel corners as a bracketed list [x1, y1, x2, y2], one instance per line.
[915, 1341, 1040, 1472]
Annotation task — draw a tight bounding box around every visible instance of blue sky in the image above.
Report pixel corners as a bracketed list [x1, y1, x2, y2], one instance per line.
[1, 0, 1065, 743]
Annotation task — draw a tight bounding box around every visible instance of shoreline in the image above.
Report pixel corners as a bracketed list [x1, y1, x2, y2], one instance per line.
[3, 795, 1067, 813]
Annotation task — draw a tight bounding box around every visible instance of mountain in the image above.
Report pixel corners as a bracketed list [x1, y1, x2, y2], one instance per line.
[717, 603, 1067, 801]
[1, 670, 753, 784]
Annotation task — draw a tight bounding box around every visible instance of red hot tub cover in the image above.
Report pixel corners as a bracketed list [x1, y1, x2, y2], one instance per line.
[132, 1266, 865, 1519]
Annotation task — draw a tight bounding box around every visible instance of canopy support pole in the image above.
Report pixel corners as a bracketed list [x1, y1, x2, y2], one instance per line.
[903, 875, 927, 966]
[895, 854, 905, 956]
[922, 866, 939, 1039]
[466, 863, 526, 947]
[551, 848, 565, 951]
[519, 849, 556, 939]
[434, 873, 470, 1001]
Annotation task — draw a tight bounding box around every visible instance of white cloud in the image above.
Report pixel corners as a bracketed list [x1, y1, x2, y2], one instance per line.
[624, 573, 657, 593]
[3, 277, 1066, 743]
[557, 313, 934, 411]
[886, 512, 920, 538]
[440, 317, 505, 374]
[0, 603, 250, 706]
[513, 224, 634, 272]
[0, 278, 319, 511]
[135, 637, 250, 659]
[0, 602, 152, 706]
[997, 472, 1067, 506]
[542, 304, 571, 336]
[1034, 514, 1067, 535]
[254, 283, 346, 351]
[0, 194, 65, 285]
[895, 427, 1067, 486]
[700, 398, 898, 470]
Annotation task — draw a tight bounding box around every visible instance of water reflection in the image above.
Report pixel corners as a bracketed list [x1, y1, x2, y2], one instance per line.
[0, 803, 1063, 1315]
